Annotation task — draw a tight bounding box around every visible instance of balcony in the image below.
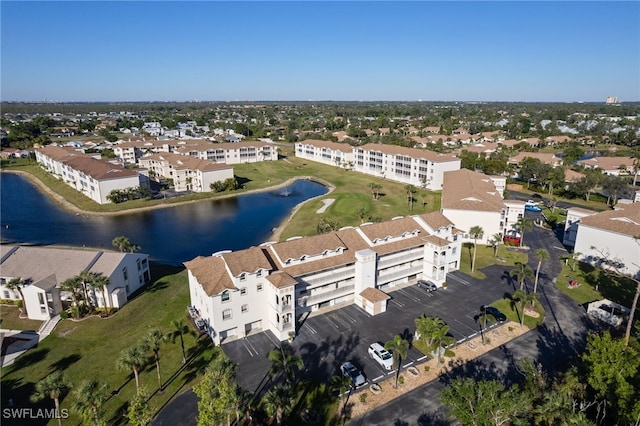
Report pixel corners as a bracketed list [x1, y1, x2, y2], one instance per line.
[302, 269, 354, 287]
[377, 265, 423, 285]
[378, 252, 422, 269]
[298, 284, 355, 307]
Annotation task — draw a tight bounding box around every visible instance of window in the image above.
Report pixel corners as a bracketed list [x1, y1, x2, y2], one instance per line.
[38, 293, 45, 305]
[257, 284, 263, 292]
[222, 309, 232, 320]
[221, 291, 230, 302]
[241, 304, 248, 313]
[3, 290, 9, 299]
[123, 267, 128, 281]
[239, 273, 246, 281]
[257, 269, 262, 277]
[240, 287, 247, 295]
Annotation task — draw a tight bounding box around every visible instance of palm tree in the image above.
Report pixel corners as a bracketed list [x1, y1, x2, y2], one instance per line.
[405, 184, 417, 210]
[145, 328, 165, 389]
[268, 344, 303, 386]
[488, 233, 503, 258]
[31, 371, 69, 426]
[89, 272, 111, 311]
[329, 373, 352, 416]
[477, 310, 496, 345]
[262, 385, 292, 426]
[533, 248, 550, 294]
[385, 334, 409, 388]
[117, 344, 148, 391]
[514, 216, 533, 247]
[71, 379, 109, 426]
[60, 276, 83, 318]
[510, 262, 534, 291]
[112, 236, 140, 253]
[78, 270, 95, 310]
[469, 225, 484, 272]
[511, 289, 527, 325]
[168, 319, 192, 364]
[432, 325, 456, 364]
[6, 277, 27, 317]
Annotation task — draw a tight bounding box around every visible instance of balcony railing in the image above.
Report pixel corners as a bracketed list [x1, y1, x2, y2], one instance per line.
[378, 252, 422, 269]
[299, 284, 355, 307]
[302, 269, 354, 287]
[377, 265, 423, 284]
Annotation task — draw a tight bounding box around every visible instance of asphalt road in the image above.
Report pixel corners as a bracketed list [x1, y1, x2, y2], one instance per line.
[153, 217, 594, 425]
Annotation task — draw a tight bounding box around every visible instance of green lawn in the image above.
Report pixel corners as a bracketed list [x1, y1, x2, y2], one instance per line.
[458, 244, 528, 279]
[0, 305, 44, 331]
[556, 261, 638, 308]
[492, 298, 545, 329]
[0, 264, 216, 426]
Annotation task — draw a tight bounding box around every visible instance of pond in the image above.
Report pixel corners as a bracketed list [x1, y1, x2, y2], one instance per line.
[0, 173, 328, 264]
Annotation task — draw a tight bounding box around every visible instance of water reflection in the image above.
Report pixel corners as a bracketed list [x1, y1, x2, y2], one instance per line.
[0, 174, 327, 264]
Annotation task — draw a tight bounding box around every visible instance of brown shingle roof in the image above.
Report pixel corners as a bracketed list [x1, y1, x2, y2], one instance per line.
[357, 143, 459, 163]
[143, 152, 232, 172]
[418, 212, 454, 231]
[577, 156, 637, 171]
[579, 203, 640, 237]
[265, 271, 298, 288]
[222, 247, 272, 277]
[360, 287, 390, 302]
[37, 146, 138, 181]
[184, 256, 236, 296]
[297, 139, 354, 152]
[358, 217, 421, 242]
[270, 233, 347, 263]
[441, 169, 505, 212]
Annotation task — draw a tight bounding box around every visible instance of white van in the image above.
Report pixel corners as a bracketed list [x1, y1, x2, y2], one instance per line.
[368, 342, 394, 370]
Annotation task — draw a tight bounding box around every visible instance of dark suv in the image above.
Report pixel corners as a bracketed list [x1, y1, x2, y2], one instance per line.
[417, 280, 437, 293]
[481, 305, 507, 322]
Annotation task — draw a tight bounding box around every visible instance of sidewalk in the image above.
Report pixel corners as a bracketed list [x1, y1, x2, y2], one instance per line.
[0, 314, 60, 367]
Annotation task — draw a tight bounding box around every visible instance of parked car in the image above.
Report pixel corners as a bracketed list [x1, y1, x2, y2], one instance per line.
[196, 318, 207, 331]
[416, 279, 437, 293]
[481, 305, 507, 322]
[525, 204, 542, 212]
[368, 342, 394, 370]
[187, 305, 198, 318]
[340, 361, 366, 388]
[525, 199, 539, 206]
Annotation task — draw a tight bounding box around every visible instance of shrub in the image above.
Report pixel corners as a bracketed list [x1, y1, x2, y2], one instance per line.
[398, 376, 404, 385]
[60, 311, 69, 320]
[359, 393, 367, 404]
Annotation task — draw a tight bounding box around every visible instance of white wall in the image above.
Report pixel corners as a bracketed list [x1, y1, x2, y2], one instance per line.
[574, 225, 640, 279]
[441, 209, 501, 245]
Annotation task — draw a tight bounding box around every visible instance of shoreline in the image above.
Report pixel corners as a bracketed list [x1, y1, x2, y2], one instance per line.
[3, 169, 334, 241]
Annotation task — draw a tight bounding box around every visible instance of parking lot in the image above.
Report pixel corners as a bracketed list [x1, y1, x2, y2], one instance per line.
[223, 267, 516, 393]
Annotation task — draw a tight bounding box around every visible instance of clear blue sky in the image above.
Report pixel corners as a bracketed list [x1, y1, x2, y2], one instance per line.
[1, 1, 639, 102]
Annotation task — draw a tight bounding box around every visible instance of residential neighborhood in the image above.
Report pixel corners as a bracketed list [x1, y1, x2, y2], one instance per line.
[2, 100, 640, 426]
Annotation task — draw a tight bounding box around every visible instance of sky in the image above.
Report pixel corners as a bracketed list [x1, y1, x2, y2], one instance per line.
[1, 1, 639, 103]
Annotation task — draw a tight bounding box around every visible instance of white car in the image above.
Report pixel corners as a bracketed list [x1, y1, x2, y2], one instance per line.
[525, 200, 539, 206]
[368, 342, 394, 370]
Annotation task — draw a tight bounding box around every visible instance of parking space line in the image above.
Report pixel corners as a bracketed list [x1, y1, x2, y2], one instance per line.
[453, 318, 479, 334]
[242, 339, 257, 356]
[396, 288, 422, 303]
[336, 310, 357, 324]
[403, 361, 414, 367]
[372, 375, 384, 382]
[448, 274, 470, 285]
[324, 315, 343, 329]
[265, 332, 281, 348]
[390, 299, 405, 308]
[417, 355, 428, 361]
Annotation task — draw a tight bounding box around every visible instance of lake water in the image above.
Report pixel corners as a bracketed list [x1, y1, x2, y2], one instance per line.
[0, 173, 328, 264]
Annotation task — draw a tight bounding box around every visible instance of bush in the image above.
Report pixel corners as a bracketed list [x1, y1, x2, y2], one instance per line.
[60, 311, 69, 319]
[359, 393, 367, 404]
[398, 376, 404, 385]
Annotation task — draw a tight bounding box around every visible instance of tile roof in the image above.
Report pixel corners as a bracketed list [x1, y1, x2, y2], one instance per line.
[221, 247, 273, 276]
[577, 156, 637, 171]
[297, 139, 354, 152]
[579, 203, 640, 237]
[417, 212, 455, 231]
[37, 146, 138, 181]
[360, 287, 390, 302]
[356, 143, 460, 163]
[509, 152, 562, 166]
[183, 256, 236, 297]
[358, 217, 422, 242]
[265, 271, 298, 288]
[441, 169, 506, 212]
[142, 152, 232, 172]
[269, 233, 347, 263]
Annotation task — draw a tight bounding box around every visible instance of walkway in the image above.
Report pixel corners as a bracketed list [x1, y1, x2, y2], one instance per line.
[0, 314, 60, 367]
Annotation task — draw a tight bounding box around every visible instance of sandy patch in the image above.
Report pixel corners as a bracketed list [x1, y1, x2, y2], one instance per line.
[316, 198, 335, 214]
[347, 322, 530, 420]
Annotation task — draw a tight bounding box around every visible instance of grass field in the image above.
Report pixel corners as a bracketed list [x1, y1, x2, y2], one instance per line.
[0, 264, 216, 426]
[0, 305, 44, 331]
[458, 244, 529, 279]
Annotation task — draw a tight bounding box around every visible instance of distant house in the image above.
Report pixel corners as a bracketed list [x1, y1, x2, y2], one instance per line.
[577, 156, 639, 177]
[508, 152, 563, 167]
[294, 139, 355, 168]
[0, 245, 151, 321]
